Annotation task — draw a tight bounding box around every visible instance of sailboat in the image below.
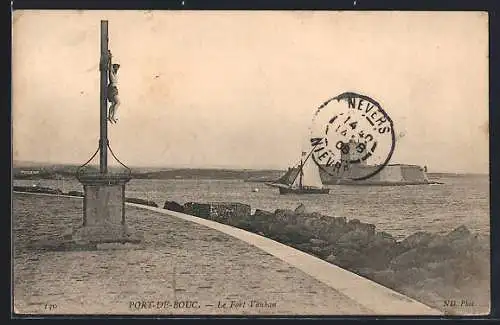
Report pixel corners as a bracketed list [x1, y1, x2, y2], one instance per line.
[266, 149, 330, 195]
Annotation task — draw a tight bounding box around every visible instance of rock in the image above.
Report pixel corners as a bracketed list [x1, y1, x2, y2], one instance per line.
[326, 254, 337, 264]
[400, 231, 437, 251]
[329, 248, 370, 270]
[426, 256, 489, 288]
[419, 277, 446, 292]
[295, 212, 324, 226]
[336, 230, 372, 251]
[316, 220, 342, 240]
[334, 216, 347, 226]
[266, 217, 287, 232]
[360, 232, 399, 270]
[435, 226, 479, 257]
[318, 244, 338, 259]
[356, 222, 376, 235]
[450, 237, 481, 257]
[394, 267, 433, 286]
[294, 203, 306, 214]
[270, 231, 294, 245]
[425, 234, 448, 248]
[163, 201, 184, 212]
[125, 197, 158, 207]
[425, 259, 460, 284]
[280, 224, 312, 245]
[299, 215, 323, 233]
[369, 269, 399, 289]
[309, 246, 323, 255]
[298, 215, 319, 229]
[251, 209, 275, 223]
[425, 231, 474, 260]
[298, 219, 327, 240]
[232, 216, 253, 231]
[371, 231, 397, 247]
[445, 225, 472, 242]
[389, 241, 456, 271]
[363, 253, 392, 270]
[321, 217, 349, 244]
[248, 209, 278, 233]
[389, 247, 421, 270]
[325, 214, 342, 225]
[183, 202, 211, 218]
[274, 209, 298, 224]
[348, 218, 361, 227]
[207, 202, 251, 224]
[308, 212, 323, 219]
[324, 231, 343, 246]
[345, 219, 377, 237]
[294, 242, 309, 250]
[310, 238, 327, 246]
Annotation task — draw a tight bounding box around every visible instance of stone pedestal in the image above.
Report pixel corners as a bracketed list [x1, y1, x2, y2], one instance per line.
[70, 173, 143, 245]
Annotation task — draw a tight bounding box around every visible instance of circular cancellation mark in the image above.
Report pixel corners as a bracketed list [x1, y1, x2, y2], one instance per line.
[309, 92, 396, 181]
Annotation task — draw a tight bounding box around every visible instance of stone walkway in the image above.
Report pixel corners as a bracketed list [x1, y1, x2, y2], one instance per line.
[13, 193, 372, 315]
[132, 203, 441, 316]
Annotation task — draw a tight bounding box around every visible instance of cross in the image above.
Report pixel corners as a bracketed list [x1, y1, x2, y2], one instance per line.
[99, 20, 109, 174]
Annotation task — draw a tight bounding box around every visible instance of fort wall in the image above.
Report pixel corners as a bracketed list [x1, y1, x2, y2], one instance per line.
[319, 164, 430, 185]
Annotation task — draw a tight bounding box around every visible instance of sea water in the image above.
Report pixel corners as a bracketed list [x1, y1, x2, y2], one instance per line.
[13, 174, 489, 240]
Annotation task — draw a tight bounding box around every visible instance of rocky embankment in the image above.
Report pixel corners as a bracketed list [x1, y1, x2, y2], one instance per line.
[164, 200, 490, 315]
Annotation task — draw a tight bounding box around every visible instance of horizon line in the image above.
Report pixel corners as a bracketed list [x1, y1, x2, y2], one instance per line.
[12, 159, 489, 175]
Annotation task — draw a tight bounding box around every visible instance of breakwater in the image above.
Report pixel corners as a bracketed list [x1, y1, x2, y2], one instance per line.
[167, 201, 489, 315]
[12, 186, 490, 314]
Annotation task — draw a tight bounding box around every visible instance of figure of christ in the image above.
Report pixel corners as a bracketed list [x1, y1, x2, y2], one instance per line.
[107, 50, 120, 124]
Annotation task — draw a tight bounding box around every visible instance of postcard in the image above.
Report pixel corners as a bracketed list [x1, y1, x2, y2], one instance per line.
[12, 10, 489, 316]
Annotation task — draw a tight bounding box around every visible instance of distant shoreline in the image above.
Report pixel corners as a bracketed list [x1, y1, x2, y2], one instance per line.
[12, 166, 487, 182]
[12, 168, 283, 181]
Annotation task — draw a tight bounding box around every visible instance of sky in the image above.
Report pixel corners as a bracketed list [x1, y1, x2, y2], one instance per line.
[12, 10, 489, 173]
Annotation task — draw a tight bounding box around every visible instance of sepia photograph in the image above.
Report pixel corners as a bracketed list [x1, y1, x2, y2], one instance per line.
[12, 10, 489, 316]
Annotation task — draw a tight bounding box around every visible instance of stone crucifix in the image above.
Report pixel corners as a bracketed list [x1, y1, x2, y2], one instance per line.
[107, 49, 120, 124]
[71, 20, 141, 247]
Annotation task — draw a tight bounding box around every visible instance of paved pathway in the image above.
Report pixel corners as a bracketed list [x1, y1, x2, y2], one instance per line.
[13, 192, 440, 315]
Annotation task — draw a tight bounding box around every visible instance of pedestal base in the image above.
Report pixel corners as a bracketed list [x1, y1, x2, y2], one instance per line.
[68, 173, 143, 249]
[70, 223, 143, 245]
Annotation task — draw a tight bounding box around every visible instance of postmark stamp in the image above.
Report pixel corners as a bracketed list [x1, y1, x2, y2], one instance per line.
[309, 92, 396, 181]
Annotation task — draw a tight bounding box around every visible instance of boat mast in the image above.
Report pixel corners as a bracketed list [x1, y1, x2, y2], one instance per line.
[299, 159, 303, 189]
[288, 144, 318, 188]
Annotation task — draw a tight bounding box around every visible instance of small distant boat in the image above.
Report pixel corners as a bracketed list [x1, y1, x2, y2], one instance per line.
[266, 149, 329, 195]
